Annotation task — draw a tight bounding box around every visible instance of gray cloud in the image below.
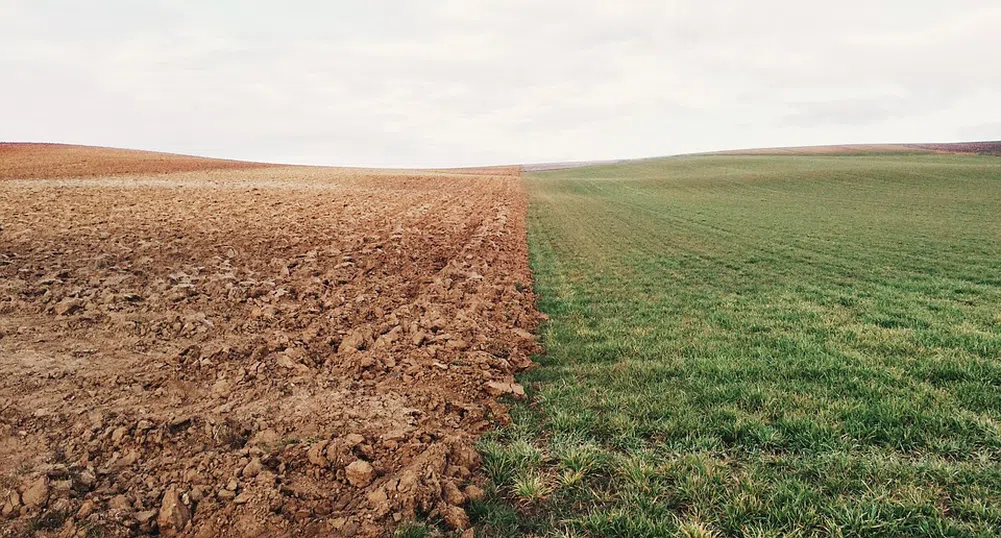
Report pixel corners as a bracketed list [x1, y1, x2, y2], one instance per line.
[1, 0, 1000, 166]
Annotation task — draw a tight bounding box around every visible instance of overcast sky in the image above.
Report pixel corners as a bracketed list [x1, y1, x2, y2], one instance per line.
[2, 1, 1000, 167]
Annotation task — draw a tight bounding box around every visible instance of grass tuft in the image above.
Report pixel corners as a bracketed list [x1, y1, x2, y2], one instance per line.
[677, 519, 720, 538]
[393, 521, 435, 538]
[512, 471, 552, 504]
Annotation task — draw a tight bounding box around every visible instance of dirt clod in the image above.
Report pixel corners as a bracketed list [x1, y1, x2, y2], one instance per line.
[108, 494, 132, 512]
[77, 499, 96, 519]
[53, 298, 84, 315]
[441, 503, 470, 530]
[158, 485, 191, 536]
[484, 381, 526, 397]
[346, 460, 375, 487]
[242, 457, 263, 478]
[463, 484, 486, 502]
[443, 481, 466, 506]
[21, 476, 49, 509]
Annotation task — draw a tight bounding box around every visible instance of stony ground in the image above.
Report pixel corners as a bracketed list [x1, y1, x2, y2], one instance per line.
[0, 147, 539, 537]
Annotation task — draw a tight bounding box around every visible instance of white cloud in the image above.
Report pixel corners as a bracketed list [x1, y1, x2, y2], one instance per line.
[1, 0, 999, 166]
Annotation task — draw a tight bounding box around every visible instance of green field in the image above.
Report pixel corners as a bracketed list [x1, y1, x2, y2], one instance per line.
[472, 155, 1001, 537]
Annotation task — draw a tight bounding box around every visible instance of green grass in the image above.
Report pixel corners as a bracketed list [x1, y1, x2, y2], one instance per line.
[393, 522, 437, 538]
[476, 154, 1001, 537]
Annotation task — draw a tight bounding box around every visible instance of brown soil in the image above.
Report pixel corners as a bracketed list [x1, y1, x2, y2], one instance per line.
[0, 147, 539, 537]
[0, 144, 273, 180]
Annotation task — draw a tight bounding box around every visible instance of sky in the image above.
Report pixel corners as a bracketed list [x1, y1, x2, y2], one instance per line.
[2, 0, 1000, 167]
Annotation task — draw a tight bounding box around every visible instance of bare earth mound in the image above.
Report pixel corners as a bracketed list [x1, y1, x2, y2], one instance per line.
[0, 151, 539, 537]
[0, 143, 273, 180]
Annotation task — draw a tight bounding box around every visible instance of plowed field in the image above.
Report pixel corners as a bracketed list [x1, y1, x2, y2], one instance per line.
[0, 147, 539, 537]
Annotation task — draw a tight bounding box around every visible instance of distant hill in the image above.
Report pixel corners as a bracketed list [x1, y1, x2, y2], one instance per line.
[0, 143, 274, 180]
[522, 160, 629, 172]
[705, 141, 1001, 156]
[909, 141, 1001, 154]
[6, 141, 999, 181]
[520, 141, 1001, 172]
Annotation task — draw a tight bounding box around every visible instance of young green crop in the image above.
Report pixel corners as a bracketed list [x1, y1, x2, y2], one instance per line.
[476, 154, 1001, 537]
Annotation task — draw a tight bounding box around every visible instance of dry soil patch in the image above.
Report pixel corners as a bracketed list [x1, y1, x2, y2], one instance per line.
[0, 159, 538, 537]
